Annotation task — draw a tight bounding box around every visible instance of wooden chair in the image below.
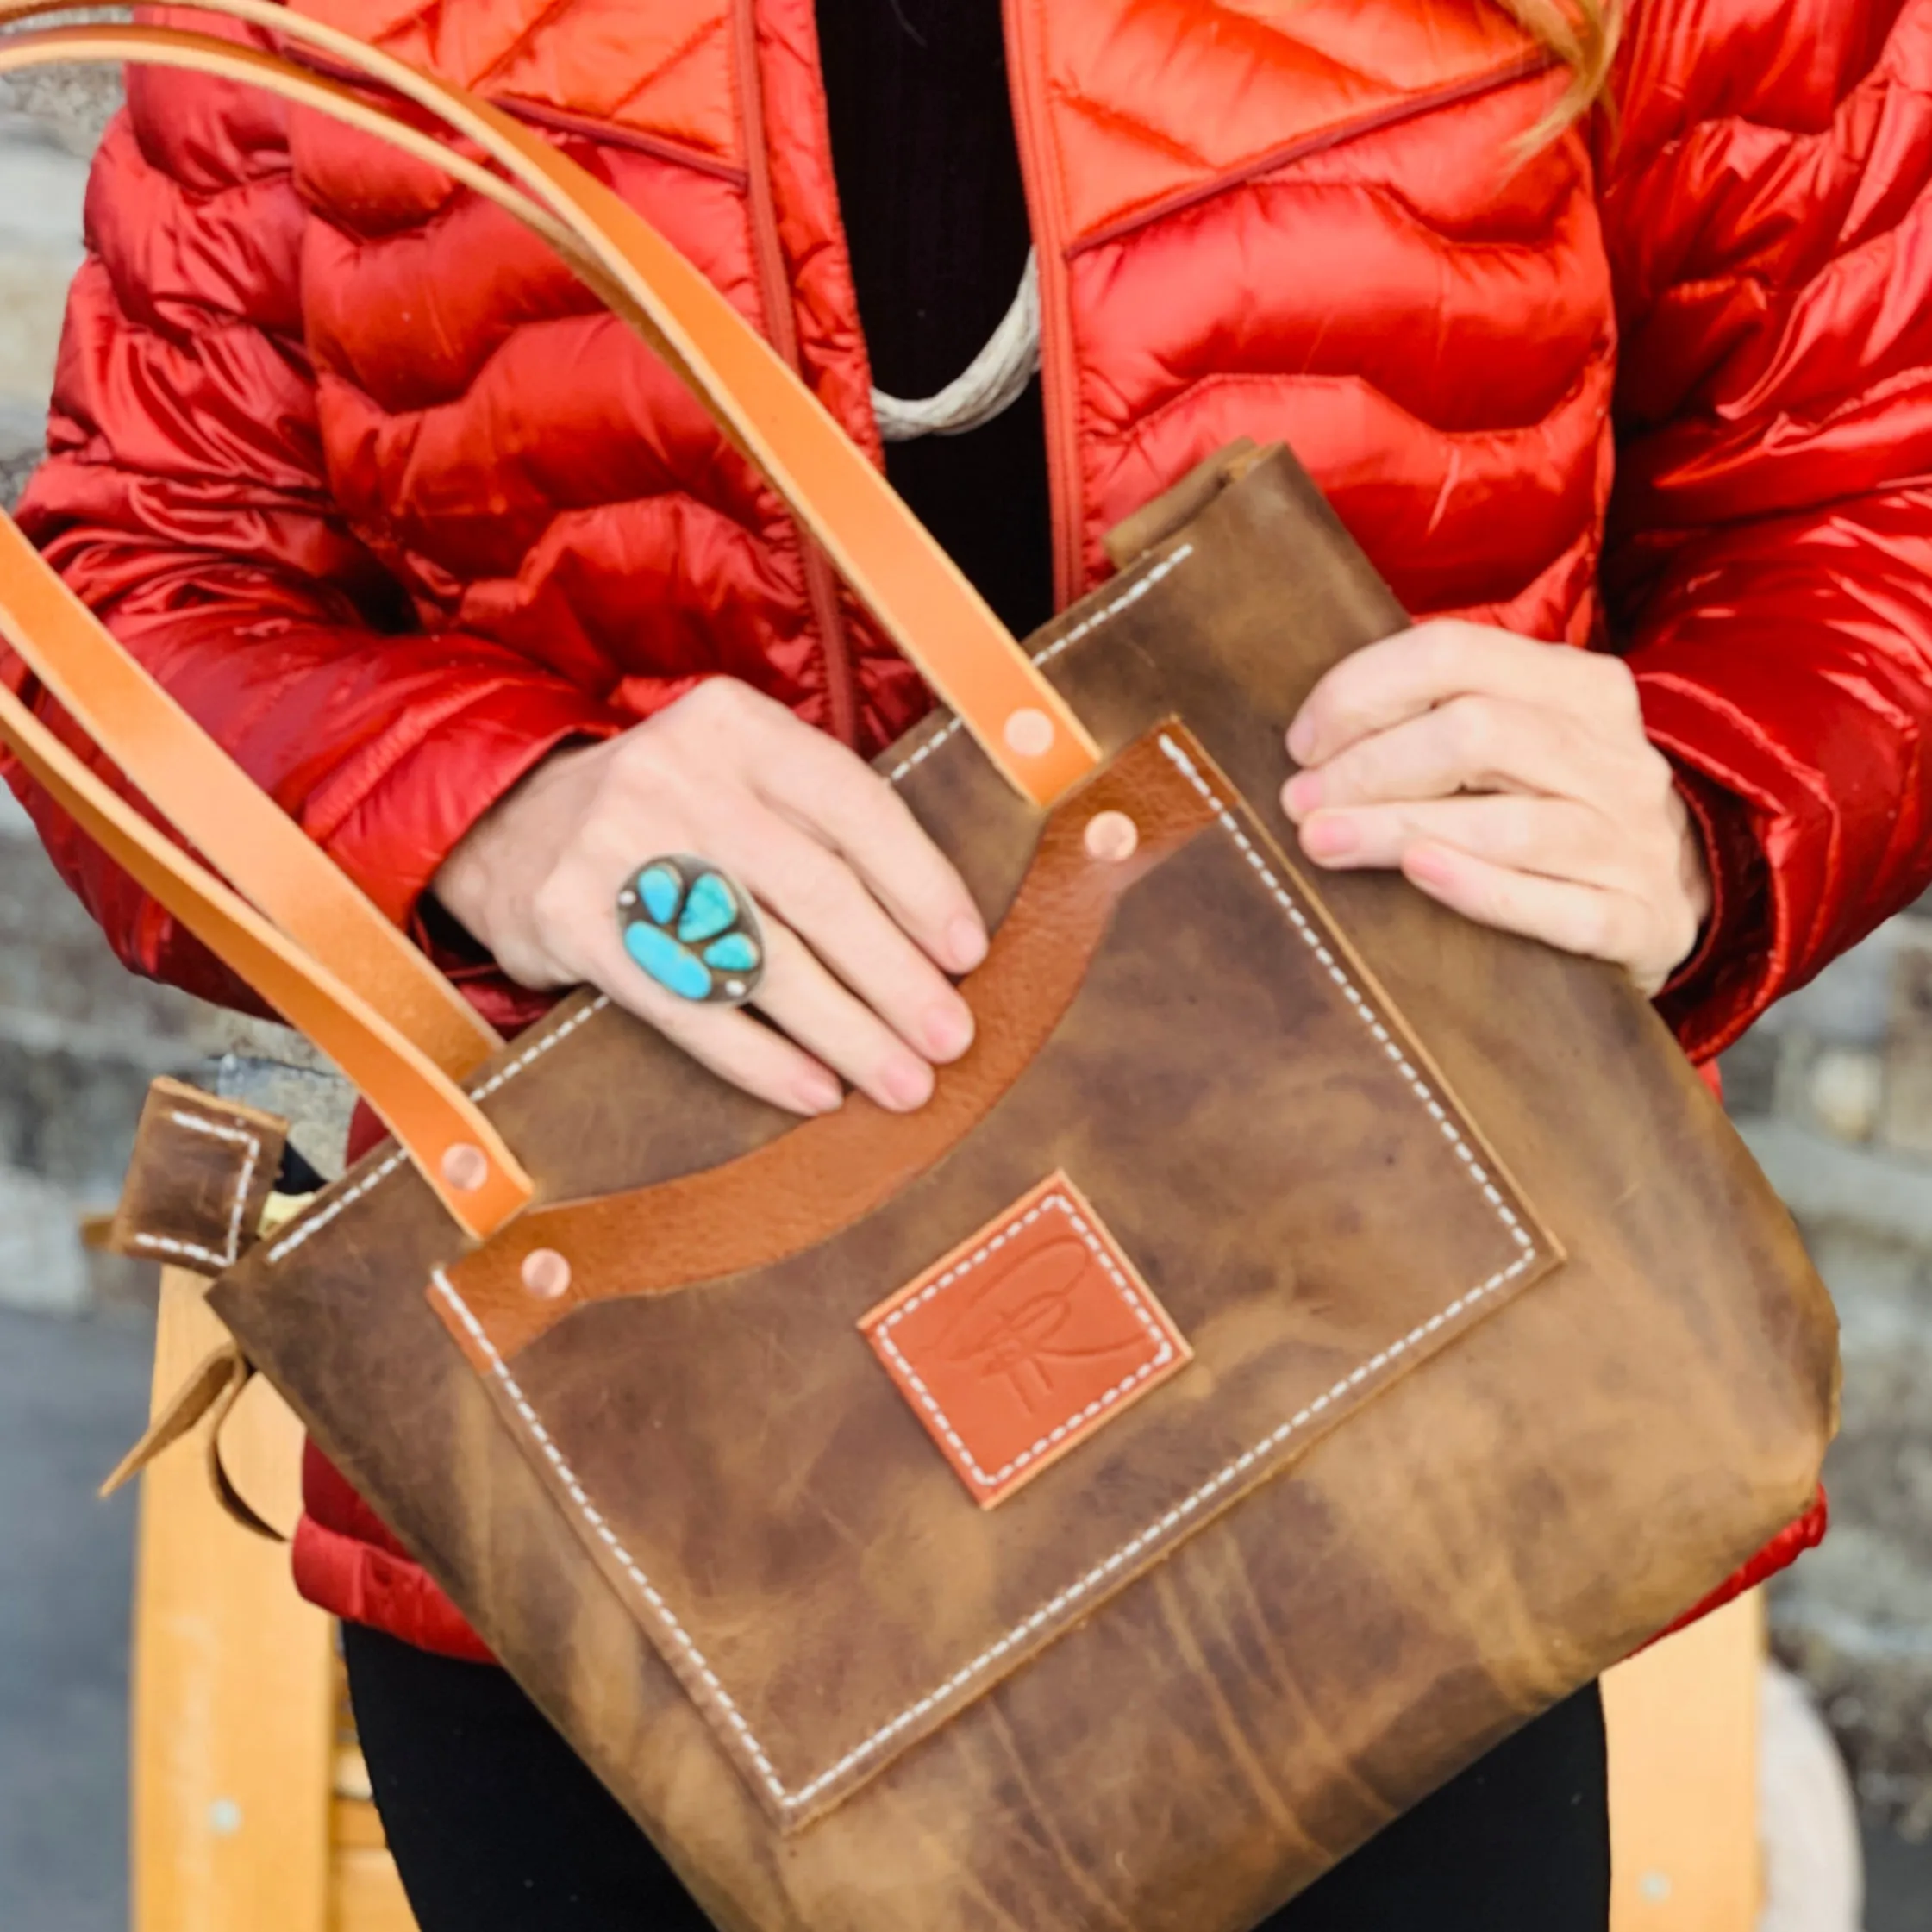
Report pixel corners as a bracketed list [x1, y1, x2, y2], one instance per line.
[128, 1263, 1766, 1932]
[131, 1267, 415, 1932]
[1606, 1592, 1766, 1929]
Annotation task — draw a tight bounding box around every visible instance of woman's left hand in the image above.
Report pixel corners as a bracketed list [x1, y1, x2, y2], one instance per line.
[1281, 620, 1711, 996]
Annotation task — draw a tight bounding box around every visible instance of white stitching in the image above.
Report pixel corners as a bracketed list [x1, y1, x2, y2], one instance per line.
[431, 1267, 796, 1808]
[261, 545, 1197, 1256]
[438, 1248, 1534, 1815]
[432, 733, 1543, 1815]
[130, 1229, 243, 1266]
[466, 995, 610, 1102]
[885, 544, 1195, 784]
[871, 1193, 1175, 1490]
[262, 997, 611, 1264]
[130, 1110, 261, 1269]
[264, 1146, 411, 1266]
[268, 536, 1533, 1809]
[1154, 733, 1535, 1256]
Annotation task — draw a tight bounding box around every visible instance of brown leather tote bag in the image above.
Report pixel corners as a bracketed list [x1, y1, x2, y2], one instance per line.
[0, 10, 1837, 1929]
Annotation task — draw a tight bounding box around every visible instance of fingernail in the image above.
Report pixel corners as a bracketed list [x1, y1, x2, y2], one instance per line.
[947, 915, 988, 972]
[881, 1056, 935, 1111]
[923, 1003, 974, 1060]
[1301, 815, 1359, 861]
[798, 1072, 844, 1115]
[1286, 715, 1316, 764]
[1283, 771, 1322, 820]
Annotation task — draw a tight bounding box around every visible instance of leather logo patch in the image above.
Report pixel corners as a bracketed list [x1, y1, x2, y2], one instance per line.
[860, 1173, 1191, 1509]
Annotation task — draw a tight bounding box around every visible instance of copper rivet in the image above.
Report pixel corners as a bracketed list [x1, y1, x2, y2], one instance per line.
[1003, 707, 1054, 758]
[1084, 810, 1139, 863]
[440, 1142, 489, 1192]
[521, 1248, 572, 1301]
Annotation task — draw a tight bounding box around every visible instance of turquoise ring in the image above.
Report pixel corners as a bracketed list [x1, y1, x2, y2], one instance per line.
[617, 855, 766, 1006]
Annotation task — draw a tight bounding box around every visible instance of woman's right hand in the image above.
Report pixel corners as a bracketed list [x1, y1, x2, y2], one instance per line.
[431, 679, 987, 1117]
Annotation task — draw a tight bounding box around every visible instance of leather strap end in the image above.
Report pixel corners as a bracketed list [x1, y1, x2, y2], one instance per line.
[108, 1076, 289, 1277]
[99, 1338, 248, 1499]
[99, 1338, 284, 1541]
[207, 1419, 288, 1543]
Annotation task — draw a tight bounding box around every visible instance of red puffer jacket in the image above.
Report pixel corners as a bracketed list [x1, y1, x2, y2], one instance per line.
[9, 0, 1928, 1658]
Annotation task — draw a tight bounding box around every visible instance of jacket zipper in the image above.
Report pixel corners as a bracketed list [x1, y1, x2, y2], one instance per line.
[1002, 0, 1084, 614]
[732, 0, 862, 748]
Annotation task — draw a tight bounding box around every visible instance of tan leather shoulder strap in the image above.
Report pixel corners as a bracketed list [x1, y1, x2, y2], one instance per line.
[0, 516, 506, 1079]
[0, 3, 1107, 1235]
[0, 16, 662, 1086]
[0, 2, 1099, 805]
[0, 672, 531, 1237]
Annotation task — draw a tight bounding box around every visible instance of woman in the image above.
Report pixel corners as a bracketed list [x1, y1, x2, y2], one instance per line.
[8, 0, 1929, 1923]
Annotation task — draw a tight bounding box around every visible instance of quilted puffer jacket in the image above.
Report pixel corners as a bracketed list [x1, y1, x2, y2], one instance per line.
[9, 0, 1930, 1658]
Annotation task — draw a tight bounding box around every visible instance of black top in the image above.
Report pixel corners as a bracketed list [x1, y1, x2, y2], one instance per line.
[815, 0, 1055, 636]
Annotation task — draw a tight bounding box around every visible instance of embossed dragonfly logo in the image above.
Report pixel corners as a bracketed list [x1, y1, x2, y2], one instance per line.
[929, 1235, 1149, 1414]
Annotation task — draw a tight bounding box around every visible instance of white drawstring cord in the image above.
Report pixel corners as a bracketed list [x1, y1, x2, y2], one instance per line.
[871, 249, 1040, 443]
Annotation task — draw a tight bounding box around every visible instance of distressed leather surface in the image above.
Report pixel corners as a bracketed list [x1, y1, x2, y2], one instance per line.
[431, 721, 1554, 1827]
[109, 1075, 286, 1276]
[438, 731, 1222, 1360]
[210, 450, 1838, 1931]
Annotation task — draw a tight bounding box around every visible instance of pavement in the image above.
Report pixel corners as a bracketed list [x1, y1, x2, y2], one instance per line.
[1867, 1828, 1932, 1932]
[1, 1301, 150, 1932]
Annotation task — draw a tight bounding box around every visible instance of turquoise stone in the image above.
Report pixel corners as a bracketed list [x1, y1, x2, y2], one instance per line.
[678, 871, 737, 943]
[625, 921, 713, 1001]
[622, 855, 760, 1003]
[638, 862, 682, 926]
[703, 931, 760, 972]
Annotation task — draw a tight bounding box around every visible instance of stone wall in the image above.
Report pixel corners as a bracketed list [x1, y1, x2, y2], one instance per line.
[0, 789, 351, 1310]
[1728, 914, 1932, 1839]
[0, 792, 209, 1310]
[0, 26, 120, 503]
[0, 42, 350, 1312]
[0, 45, 147, 1311]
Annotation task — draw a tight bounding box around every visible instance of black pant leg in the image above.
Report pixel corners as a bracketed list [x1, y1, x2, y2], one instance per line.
[343, 1623, 712, 1932]
[347, 1622, 1609, 1932]
[1264, 1683, 1611, 1932]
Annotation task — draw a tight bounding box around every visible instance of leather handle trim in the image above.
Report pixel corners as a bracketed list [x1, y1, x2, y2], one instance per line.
[0, 14, 620, 1080]
[433, 730, 1215, 1366]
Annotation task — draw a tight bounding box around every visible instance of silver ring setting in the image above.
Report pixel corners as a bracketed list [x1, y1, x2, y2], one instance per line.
[616, 855, 766, 1006]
